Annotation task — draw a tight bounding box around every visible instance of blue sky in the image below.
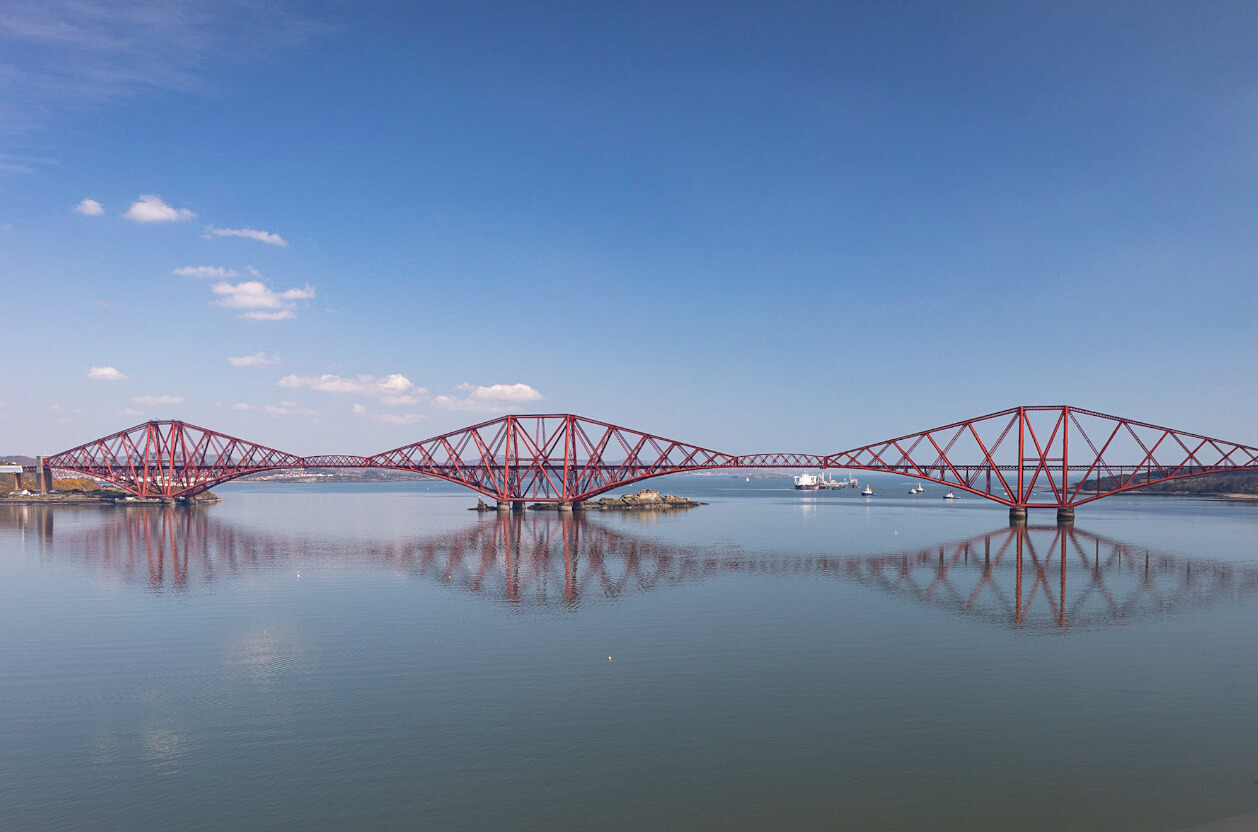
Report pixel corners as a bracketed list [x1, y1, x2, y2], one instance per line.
[2, 1, 1258, 456]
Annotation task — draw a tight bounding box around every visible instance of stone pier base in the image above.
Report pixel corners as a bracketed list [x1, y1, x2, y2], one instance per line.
[1009, 506, 1028, 526]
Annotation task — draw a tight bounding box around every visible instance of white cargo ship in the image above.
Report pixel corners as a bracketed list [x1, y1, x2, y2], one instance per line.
[795, 470, 859, 491]
[793, 472, 821, 490]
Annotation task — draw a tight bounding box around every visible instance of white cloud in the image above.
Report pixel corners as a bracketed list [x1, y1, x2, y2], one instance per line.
[132, 394, 185, 406]
[229, 352, 280, 367]
[211, 280, 314, 320]
[352, 403, 424, 425]
[173, 265, 238, 278]
[87, 365, 127, 381]
[123, 194, 194, 222]
[206, 226, 288, 247]
[74, 198, 104, 215]
[432, 383, 544, 413]
[232, 401, 315, 417]
[279, 373, 425, 405]
[120, 407, 145, 416]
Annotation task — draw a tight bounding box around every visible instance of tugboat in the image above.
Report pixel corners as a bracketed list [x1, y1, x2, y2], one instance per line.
[861, 485, 874, 496]
[943, 491, 957, 500]
[794, 472, 821, 491]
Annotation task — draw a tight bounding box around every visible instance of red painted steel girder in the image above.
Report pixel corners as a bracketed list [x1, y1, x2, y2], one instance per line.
[42, 406, 1258, 505]
[822, 405, 1258, 507]
[736, 452, 827, 467]
[369, 413, 740, 501]
[45, 421, 316, 498]
[302, 455, 372, 467]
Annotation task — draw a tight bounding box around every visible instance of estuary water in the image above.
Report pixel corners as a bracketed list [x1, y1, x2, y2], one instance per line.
[3, 476, 1258, 831]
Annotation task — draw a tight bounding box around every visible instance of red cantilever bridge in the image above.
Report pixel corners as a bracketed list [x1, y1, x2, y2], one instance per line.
[38, 405, 1258, 520]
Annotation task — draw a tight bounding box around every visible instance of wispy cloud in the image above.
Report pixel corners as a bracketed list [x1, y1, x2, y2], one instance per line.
[0, 1, 328, 137]
[432, 383, 544, 413]
[232, 401, 316, 417]
[206, 226, 288, 247]
[87, 365, 127, 381]
[211, 279, 314, 320]
[228, 352, 279, 367]
[132, 394, 184, 406]
[279, 373, 425, 405]
[173, 265, 237, 278]
[48, 403, 81, 423]
[352, 403, 424, 425]
[120, 407, 145, 417]
[0, 153, 54, 174]
[74, 198, 103, 215]
[124, 193, 194, 222]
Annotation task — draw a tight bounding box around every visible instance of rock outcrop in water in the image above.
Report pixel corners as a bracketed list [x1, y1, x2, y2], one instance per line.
[531, 488, 704, 511]
[470, 488, 705, 512]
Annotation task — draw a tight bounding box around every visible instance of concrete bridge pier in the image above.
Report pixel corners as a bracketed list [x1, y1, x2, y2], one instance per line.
[496, 500, 511, 512]
[557, 501, 573, 512]
[1056, 507, 1075, 525]
[511, 500, 526, 512]
[1008, 506, 1027, 526]
[35, 456, 53, 494]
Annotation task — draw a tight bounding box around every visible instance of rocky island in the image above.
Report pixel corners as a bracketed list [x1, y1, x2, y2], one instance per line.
[472, 488, 704, 512]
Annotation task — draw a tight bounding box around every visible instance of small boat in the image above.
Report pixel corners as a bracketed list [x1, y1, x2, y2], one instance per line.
[943, 491, 956, 500]
[862, 486, 874, 496]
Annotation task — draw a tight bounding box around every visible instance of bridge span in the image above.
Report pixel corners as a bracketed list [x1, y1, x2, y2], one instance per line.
[33, 406, 1258, 521]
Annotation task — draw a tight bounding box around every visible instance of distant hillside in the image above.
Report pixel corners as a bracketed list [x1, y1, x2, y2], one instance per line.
[1084, 470, 1258, 496]
[0, 456, 36, 466]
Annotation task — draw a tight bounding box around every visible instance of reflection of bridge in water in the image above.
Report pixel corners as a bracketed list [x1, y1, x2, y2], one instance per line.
[5, 505, 1258, 630]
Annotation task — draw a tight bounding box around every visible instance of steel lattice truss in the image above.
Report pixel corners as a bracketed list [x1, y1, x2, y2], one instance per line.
[369, 414, 738, 501]
[45, 421, 367, 498]
[823, 406, 1258, 507]
[39, 511, 1258, 629]
[41, 406, 1258, 504]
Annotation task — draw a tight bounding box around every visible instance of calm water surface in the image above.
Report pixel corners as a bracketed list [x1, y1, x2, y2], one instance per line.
[3, 476, 1258, 831]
